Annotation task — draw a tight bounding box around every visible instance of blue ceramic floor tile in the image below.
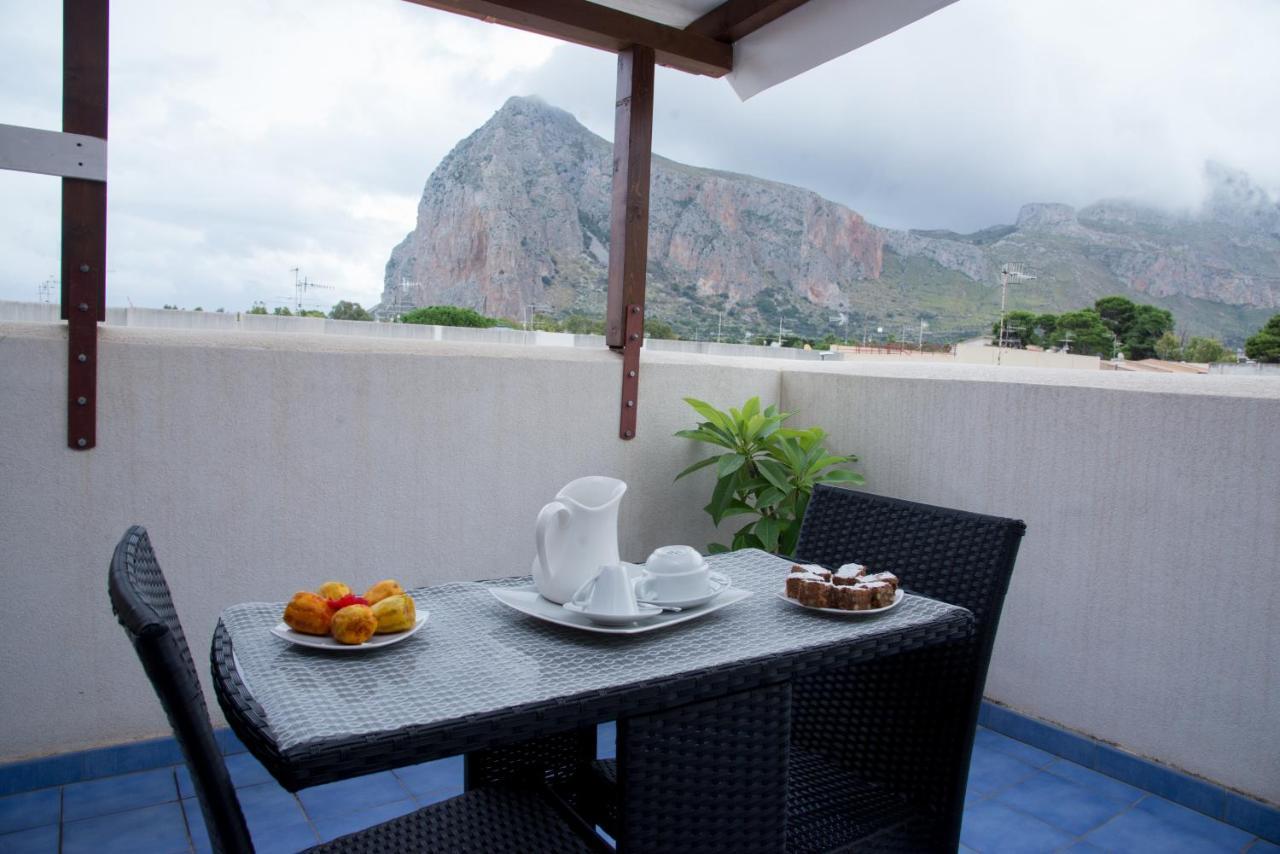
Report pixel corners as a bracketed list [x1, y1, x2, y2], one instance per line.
[960, 799, 1075, 853]
[61, 766, 178, 821]
[1043, 758, 1147, 806]
[1135, 796, 1255, 850]
[974, 728, 1056, 769]
[966, 746, 1041, 797]
[1094, 749, 1225, 817]
[312, 798, 417, 842]
[0, 787, 60, 835]
[250, 819, 320, 854]
[994, 770, 1128, 836]
[175, 764, 194, 799]
[297, 771, 409, 819]
[1246, 840, 1280, 853]
[1226, 793, 1280, 845]
[393, 756, 463, 799]
[235, 781, 307, 828]
[0, 824, 58, 854]
[225, 752, 274, 789]
[1085, 804, 1244, 853]
[182, 798, 211, 854]
[598, 721, 616, 760]
[61, 801, 190, 854]
[1063, 842, 1108, 852]
[233, 783, 317, 854]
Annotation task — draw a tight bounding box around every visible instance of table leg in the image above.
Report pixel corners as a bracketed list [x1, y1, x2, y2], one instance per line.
[616, 681, 790, 854]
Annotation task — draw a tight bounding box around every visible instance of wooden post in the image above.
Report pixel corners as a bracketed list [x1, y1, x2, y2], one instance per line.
[62, 0, 109, 450]
[605, 45, 654, 350]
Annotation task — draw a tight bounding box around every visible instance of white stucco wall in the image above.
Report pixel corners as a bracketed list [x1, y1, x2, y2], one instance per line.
[0, 323, 778, 762]
[780, 362, 1280, 805]
[2, 322, 1277, 804]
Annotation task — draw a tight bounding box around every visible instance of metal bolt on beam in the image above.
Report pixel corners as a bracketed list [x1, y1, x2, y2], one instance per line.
[77, 353, 87, 363]
[77, 396, 87, 405]
[78, 263, 89, 272]
[77, 438, 87, 447]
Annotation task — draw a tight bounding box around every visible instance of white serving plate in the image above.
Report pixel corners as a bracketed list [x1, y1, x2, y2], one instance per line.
[775, 588, 904, 616]
[490, 585, 752, 635]
[270, 612, 429, 651]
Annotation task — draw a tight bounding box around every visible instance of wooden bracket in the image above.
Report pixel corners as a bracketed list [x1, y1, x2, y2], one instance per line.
[62, 0, 109, 451]
[619, 304, 643, 440]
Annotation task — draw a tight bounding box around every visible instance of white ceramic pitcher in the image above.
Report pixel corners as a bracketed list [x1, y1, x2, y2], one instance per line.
[532, 476, 627, 604]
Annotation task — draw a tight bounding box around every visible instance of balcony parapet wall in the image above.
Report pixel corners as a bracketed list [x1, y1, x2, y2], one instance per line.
[0, 321, 1276, 804]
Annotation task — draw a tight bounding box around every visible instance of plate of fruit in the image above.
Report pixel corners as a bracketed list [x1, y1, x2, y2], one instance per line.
[272, 580, 426, 650]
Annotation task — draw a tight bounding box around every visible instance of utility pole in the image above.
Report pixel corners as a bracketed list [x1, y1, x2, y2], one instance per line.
[917, 319, 929, 352]
[997, 263, 1036, 366]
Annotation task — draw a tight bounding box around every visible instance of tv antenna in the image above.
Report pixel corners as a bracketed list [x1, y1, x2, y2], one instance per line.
[290, 267, 333, 313]
[38, 276, 56, 303]
[996, 262, 1036, 365]
[829, 311, 848, 345]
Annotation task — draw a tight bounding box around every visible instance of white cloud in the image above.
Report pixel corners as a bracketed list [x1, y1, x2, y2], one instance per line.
[1, 0, 1277, 310]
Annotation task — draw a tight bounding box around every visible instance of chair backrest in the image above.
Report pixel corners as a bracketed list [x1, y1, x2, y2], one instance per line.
[795, 485, 1026, 663]
[108, 526, 254, 854]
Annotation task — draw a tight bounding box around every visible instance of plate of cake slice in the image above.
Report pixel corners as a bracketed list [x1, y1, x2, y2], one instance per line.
[777, 562, 904, 615]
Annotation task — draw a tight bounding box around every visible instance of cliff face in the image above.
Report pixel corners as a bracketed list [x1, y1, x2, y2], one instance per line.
[383, 97, 1280, 343]
[384, 96, 881, 321]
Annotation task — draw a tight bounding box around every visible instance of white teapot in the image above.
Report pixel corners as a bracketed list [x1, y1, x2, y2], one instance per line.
[532, 476, 627, 604]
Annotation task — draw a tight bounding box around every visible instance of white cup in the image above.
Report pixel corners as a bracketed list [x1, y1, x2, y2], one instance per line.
[636, 546, 710, 602]
[571, 564, 641, 616]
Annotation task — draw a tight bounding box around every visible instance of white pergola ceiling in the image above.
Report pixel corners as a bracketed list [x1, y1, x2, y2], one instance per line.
[598, 0, 958, 99]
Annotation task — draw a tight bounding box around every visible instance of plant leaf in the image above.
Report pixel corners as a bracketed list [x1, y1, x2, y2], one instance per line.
[756, 458, 793, 493]
[707, 542, 730, 555]
[756, 487, 787, 509]
[705, 470, 739, 525]
[683, 397, 733, 432]
[754, 516, 782, 553]
[716, 453, 747, 479]
[819, 469, 865, 485]
[673, 455, 720, 482]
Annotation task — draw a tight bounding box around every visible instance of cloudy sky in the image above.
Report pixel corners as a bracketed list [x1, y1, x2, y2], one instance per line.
[2, 0, 1277, 312]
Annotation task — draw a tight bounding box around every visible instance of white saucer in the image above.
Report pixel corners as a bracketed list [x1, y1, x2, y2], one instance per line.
[636, 571, 731, 609]
[562, 600, 663, 625]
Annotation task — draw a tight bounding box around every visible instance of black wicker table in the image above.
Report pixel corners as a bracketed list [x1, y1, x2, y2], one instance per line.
[211, 549, 974, 852]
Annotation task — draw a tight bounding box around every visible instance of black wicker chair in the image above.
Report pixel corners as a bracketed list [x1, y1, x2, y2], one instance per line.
[108, 525, 608, 854]
[569, 486, 1024, 852]
[784, 485, 1026, 852]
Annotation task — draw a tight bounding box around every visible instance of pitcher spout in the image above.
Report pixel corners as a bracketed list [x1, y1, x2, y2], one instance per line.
[555, 475, 627, 511]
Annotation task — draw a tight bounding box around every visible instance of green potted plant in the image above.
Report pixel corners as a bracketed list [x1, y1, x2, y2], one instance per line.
[675, 397, 864, 555]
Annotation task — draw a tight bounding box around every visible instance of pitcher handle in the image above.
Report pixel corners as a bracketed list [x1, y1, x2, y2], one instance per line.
[535, 500, 571, 579]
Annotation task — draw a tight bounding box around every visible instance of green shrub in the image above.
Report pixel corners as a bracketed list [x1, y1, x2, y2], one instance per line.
[401, 306, 498, 328]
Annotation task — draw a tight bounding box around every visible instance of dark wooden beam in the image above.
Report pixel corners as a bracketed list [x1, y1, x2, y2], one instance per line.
[62, 0, 108, 451]
[605, 45, 654, 351]
[403, 0, 731, 76]
[686, 0, 811, 42]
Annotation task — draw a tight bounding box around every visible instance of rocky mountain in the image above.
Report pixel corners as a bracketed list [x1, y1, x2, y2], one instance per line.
[381, 96, 1279, 344]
